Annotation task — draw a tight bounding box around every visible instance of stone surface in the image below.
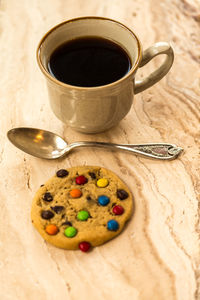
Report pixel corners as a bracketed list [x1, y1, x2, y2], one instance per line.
[0, 0, 200, 299]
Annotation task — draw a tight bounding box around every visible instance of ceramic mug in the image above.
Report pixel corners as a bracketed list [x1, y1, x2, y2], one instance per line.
[37, 17, 174, 133]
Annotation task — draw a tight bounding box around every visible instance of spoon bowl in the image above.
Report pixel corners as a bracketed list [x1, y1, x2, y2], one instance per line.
[7, 128, 68, 159]
[7, 127, 183, 160]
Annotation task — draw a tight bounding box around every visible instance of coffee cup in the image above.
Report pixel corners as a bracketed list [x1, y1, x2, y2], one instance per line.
[37, 17, 174, 133]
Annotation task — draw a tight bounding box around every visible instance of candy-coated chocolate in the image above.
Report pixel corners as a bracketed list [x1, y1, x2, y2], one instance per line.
[76, 175, 88, 185]
[98, 195, 110, 206]
[77, 210, 89, 221]
[45, 224, 59, 235]
[50, 205, 64, 214]
[89, 172, 96, 179]
[41, 210, 54, 219]
[43, 192, 53, 202]
[79, 242, 91, 252]
[117, 189, 128, 200]
[112, 205, 124, 215]
[70, 189, 82, 198]
[56, 169, 69, 178]
[107, 220, 119, 231]
[64, 226, 77, 237]
[97, 178, 109, 188]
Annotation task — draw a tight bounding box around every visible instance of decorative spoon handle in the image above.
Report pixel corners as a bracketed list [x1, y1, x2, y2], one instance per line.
[68, 142, 183, 160]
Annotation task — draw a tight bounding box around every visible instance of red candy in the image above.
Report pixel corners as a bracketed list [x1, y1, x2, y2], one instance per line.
[76, 175, 87, 185]
[79, 241, 91, 252]
[112, 205, 124, 215]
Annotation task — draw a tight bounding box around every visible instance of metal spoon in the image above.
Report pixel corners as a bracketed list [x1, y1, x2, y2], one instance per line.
[7, 127, 183, 160]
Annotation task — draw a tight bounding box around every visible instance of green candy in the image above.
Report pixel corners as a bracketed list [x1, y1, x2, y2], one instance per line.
[64, 226, 77, 238]
[77, 210, 89, 221]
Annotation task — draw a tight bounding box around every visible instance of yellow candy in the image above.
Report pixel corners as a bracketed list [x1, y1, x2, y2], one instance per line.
[97, 178, 109, 188]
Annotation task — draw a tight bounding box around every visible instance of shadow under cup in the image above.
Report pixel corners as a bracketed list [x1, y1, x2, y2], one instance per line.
[37, 17, 142, 133]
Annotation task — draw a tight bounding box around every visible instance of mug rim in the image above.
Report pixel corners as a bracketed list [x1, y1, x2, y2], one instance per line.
[36, 16, 142, 90]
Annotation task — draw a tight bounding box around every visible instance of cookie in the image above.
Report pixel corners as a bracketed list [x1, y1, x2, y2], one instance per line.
[31, 166, 133, 251]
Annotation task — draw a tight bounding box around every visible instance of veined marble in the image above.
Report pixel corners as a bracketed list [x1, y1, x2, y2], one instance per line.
[0, 0, 200, 299]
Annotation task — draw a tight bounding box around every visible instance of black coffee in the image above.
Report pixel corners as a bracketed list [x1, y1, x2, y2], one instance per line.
[48, 36, 131, 87]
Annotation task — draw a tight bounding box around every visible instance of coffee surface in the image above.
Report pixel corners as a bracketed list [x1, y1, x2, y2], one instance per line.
[48, 36, 131, 87]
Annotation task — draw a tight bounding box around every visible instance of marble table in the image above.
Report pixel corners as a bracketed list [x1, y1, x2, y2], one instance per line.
[1, 1, 200, 299]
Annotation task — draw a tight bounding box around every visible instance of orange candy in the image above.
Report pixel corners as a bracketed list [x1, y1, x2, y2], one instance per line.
[70, 189, 82, 198]
[45, 224, 59, 235]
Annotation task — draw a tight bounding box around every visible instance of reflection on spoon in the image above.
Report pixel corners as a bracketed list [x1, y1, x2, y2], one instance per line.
[7, 127, 183, 160]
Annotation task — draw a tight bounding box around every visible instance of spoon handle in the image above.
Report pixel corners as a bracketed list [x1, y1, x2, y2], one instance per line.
[68, 141, 183, 160]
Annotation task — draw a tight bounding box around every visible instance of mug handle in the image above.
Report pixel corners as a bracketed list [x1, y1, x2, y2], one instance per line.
[134, 42, 174, 94]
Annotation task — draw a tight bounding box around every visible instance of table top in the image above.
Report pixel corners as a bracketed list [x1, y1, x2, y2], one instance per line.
[1, 1, 200, 299]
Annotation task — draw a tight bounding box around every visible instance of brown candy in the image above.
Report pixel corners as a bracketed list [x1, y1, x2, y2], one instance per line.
[56, 169, 69, 178]
[117, 189, 128, 200]
[51, 206, 64, 214]
[43, 192, 53, 202]
[89, 172, 96, 179]
[41, 210, 54, 219]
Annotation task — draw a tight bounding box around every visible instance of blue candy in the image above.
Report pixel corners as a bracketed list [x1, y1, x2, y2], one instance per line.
[107, 220, 119, 231]
[98, 195, 110, 206]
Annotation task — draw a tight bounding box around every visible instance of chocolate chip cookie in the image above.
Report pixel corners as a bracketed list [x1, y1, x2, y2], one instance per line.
[31, 166, 133, 251]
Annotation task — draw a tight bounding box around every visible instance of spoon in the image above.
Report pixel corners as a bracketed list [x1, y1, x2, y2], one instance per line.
[7, 127, 183, 160]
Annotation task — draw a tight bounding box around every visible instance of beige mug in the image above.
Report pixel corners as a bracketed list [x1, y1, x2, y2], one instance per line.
[37, 17, 174, 133]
